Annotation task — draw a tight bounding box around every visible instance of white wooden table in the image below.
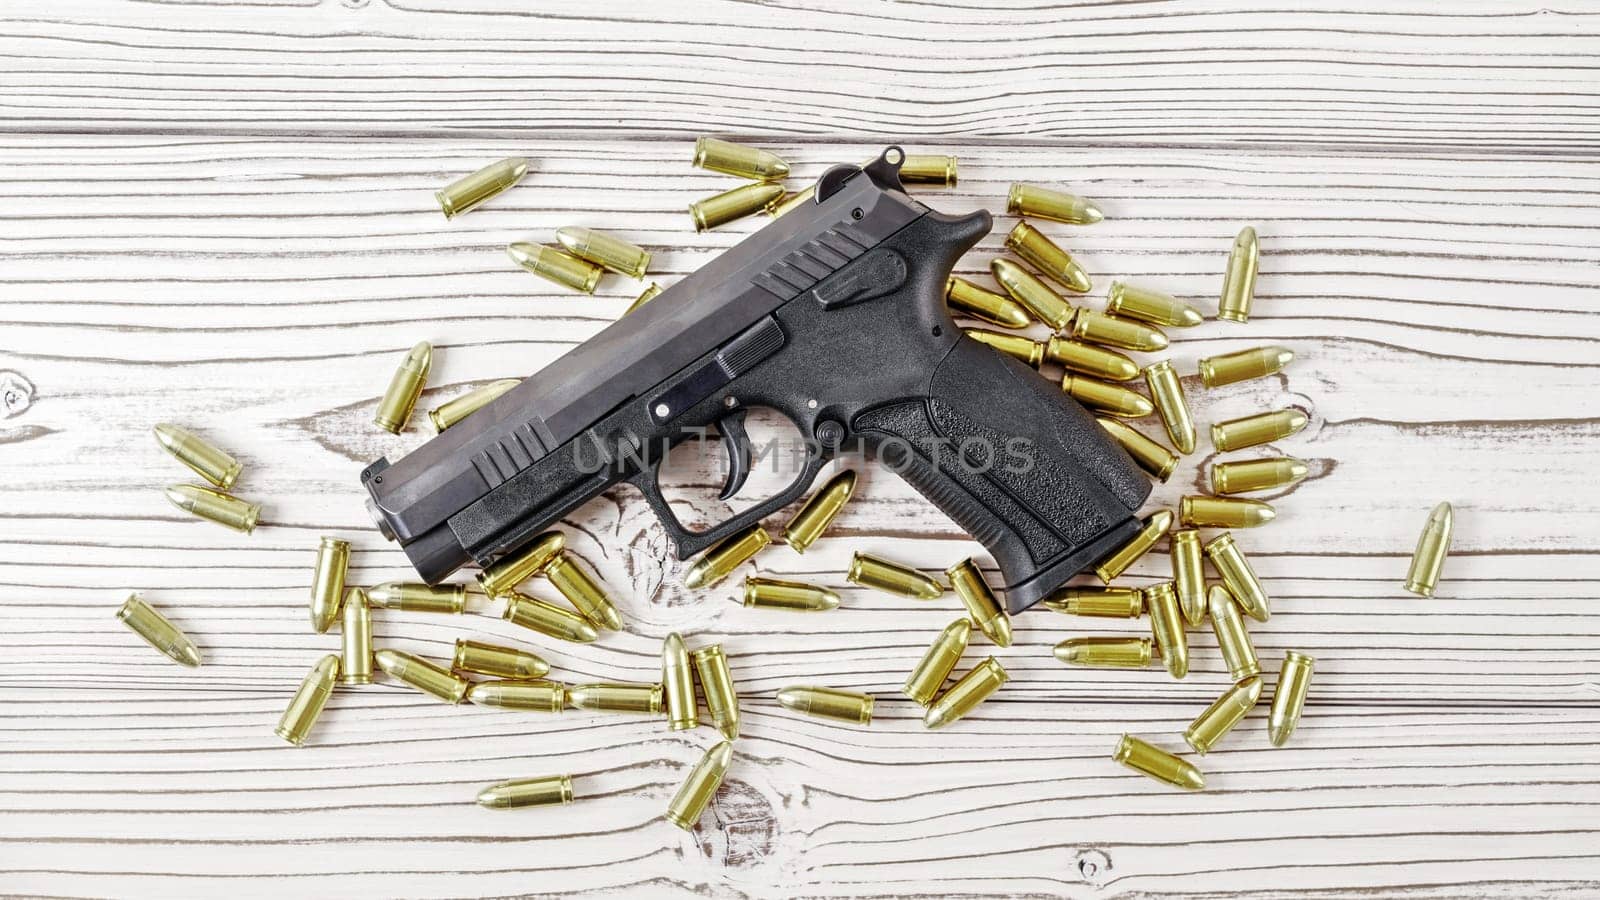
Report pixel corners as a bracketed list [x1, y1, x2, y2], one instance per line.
[3, 3, 1598, 897]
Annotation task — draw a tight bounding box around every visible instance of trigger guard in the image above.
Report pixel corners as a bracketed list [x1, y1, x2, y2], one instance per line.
[715, 408, 752, 501]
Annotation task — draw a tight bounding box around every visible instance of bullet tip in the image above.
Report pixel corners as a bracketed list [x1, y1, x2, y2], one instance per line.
[1268, 724, 1291, 747]
[682, 566, 708, 590]
[1273, 347, 1296, 367]
[775, 687, 802, 712]
[506, 242, 537, 267]
[177, 645, 203, 668]
[1080, 202, 1105, 224]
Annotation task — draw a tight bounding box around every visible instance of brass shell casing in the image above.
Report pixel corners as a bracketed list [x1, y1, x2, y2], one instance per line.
[1045, 337, 1140, 382]
[1404, 502, 1454, 597]
[693, 137, 790, 181]
[275, 654, 340, 746]
[625, 282, 664, 315]
[1113, 734, 1205, 791]
[165, 484, 260, 534]
[1144, 360, 1195, 454]
[1209, 585, 1261, 682]
[374, 340, 432, 434]
[501, 592, 599, 643]
[777, 685, 874, 724]
[339, 588, 373, 685]
[1268, 651, 1316, 747]
[1062, 374, 1154, 419]
[466, 679, 567, 712]
[990, 257, 1074, 330]
[903, 619, 971, 706]
[1094, 509, 1174, 583]
[947, 558, 1011, 648]
[477, 774, 574, 810]
[1212, 457, 1309, 495]
[546, 552, 622, 631]
[1006, 183, 1104, 225]
[429, 379, 520, 433]
[507, 243, 604, 294]
[555, 226, 651, 278]
[436, 157, 528, 219]
[966, 328, 1044, 368]
[374, 649, 470, 704]
[665, 740, 734, 831]
[691, 644, 740, 740]
[946, 276, 1031, 329]
[739, 577, 840, 612]
[1211, 408, 1309, 452]
[924, 657, 1008, 730]
[367, 581, 467, 614]
[898, 154, 958, 187]
[477, 531, 566, 598]
[683, 525, 771, 589]
[1217, 226, 1260, 323]
[1180, 495, 1276, 529]
[309, 536, 350, 633]
[1097, 418, 1178, 482]
[1106, 281, 1203, 328]
[1004, 221, 1092, 294]
[1184, 676, 1263, 754]
[783, 469, 857, 554]
[690, 183, 786, 232]
[153, 424, 242, 490]
[1170, 529, 1206, 627]
[452, 638, 550, 680]
[1144, 581, 1188, 680]
[1042, 585, 1144, 618]
[662, 632, 698, 731]
[847, 552, 944, 600]
[1204, 532, 1269, 622]
[1198, 345, 1294, 388]
[1070, 309, 1168, 353]
[1054, 636, 1155, 669]
[568, 682, 665, 715]
[116, 594, 202, 668]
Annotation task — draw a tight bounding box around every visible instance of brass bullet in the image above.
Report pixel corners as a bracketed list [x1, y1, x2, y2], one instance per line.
[1045, 337, 1140, 382]
[309, 536, 350, 633]
[477, 531, 566, 598]
[339, 588, 373, 685]
[1144, 360, 1196, 454]
[765, 186, 814, 219]
[1404, 502, 1455, 598]
[1005, 221, 1092, 294]
[1211, 408, 1309, 452]
[164, 484, 260, 534]
[947, 558, 1011, 647]
[683, 524, 771, 590]
[1198, 345, 1294, 388]
[1106, 281, 1203, 328]
[429, 379, 520, 433]
[153, 423, 242, 490]
[1054, 636, 1155, 669]
[1144, 581, 1188, 680]
[568, 682, 665, 715]
[739, 577, 840, 612]
[847, 551, 944, 600]
[1180, 495, 1276, 529]
[374, 340, 431, 434]
[1006, 183, 1104, 225]
[555, 226, 651, 278]
[1170, 529, 1205, 627]
[1113, 734, 1205, 791]
[693, 137, 790, 181]
[452, 638, 550, 680]
[436, 157, 528, 219]
[1203, 532, 1269, 622]
[1061, 374, 1154, 419]
[776, 685, 874, 724]
[903, 619, 971, 706]
[662, 632, 697, 731]
[1097, 418, 1178, 482]
[374, 649, 470, 704]
[1070, 309, 1169, 353]
[664, 740, 734, 831]
[275, 654, 339, 746]
[477, 774, 573, 810]
[1217, 226, 1260, 324]
[966, 328, 1044, 368]
[502, 592, 599, 643]
[367, 581, 467, 614]
[898, 154, 958, 187]
[1212, 457, 1309, 495]
[625, 282, 664, 315]
[990, 258, 1074, 330]
[690, 182, 786, 232]
[1094, 509, 1174, 583]
[691, 644, 740, 740]
[1209, 584, 1261, 682]
[1184, 676, 1263, 754]
[507, 243, 604, 294]
[1042, 585, 1144, 618]
[924, 657, 1008, 730]
[1268, 650, 1315, 747]
[467, 679, 567, 712]
[947, 276, 1032, 329]
[546, 551, 622, 631]
[116, 593, 202, 667]
[783, 469, 857, 554]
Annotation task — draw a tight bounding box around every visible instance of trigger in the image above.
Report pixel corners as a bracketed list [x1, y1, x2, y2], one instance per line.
[715, 408, 752, 501]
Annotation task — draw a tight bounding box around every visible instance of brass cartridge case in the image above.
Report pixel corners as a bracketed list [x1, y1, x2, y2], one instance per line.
[1045, 337, 1140, 382]
[1268, 650, 1315, 747]
[1209, 585, 1261, 682]
[1144, 581, 1188, 680]
[783, 469, 857, 554]
[1144, 360, 1195, 454]
[1054, 636, 1155, 669]
[568, 682, 665, 715]
[1211, 408, 1309, 452]
[1061, 374, 1154, 419]
[777, 685, 874, 724]
[1212, 457, 1309, 495]
[1093, 509, 1174, 583]
[275, 654, 340, 746]
[990, 258, 1074, 330]
[1113, 734, 1205, 791]
[665, 740, 734, 831]
[1198, 345, 1294, 388]
[1404, 502, 1454, 597]
[739, 577, 840, 612]
[1184, 676, 1263, 754]
[625, 282, 664, 315]
[477, 531, 565, 598]
[899, 154, 958, 187]
[683, 525, 771, 590]
[903, 619, 971, 706]
[153, 424, 241, 490]
[502, 592, 599, 643]
[452, 638, 550, 680]
[1106, 281, 1203, 328]
[692, 644, 740, 740]
[116, 593, 202, 667]
[374, 649, 470, 704]
[429, 379, 519, 433]
[339, 588, 373, 685]
[1042, 585, 1144, 618]
[1006, 183, 1104, 225]
[691, 183, 785, 232]
[546, 551, 622, 631]
[1070, 310, 1168, 353]
[1217, 226, 1260, 323]
[947, 276, 1031, 329]
[436, 157, 528, 219]
[1005, 221, 1091, 294]
[477, 774, 574, 810]
[947, 558, 1011, 648]
[1097, 418, 1178, 482]
[693, 137, 789, 181]
[1180, 496, 1276, 529]
[966, 328, 1044, 368]
[555, 226, 651, 278]
[662, 632, 697, 731]
[1170, 529, 1205, 627]
[507, 243, 604, 294]
[366, 581, 467, 614]
[1204, 532, 1270, 622]
[309, 536, 350, 633]
[847, 552, 944, 600]
[164, 484, 260, 534]
[924, 657, 1008, 730]
[374, 340, 431, 434]
[466, 679, 566, 712]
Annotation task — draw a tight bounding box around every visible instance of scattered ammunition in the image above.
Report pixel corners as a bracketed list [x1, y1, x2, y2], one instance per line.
[1180, 495, 1276, 528]
[1143, 360, 1196, 454]
[1097, 418, 1178, 482]
[436, 157, 528, 219]
[1204, 532, 1270, 622]
[1212, 457, 1309, 495]
[662, 632, 698, 731]
[339, 588, 373, 685]
[1070, 309, 1168, 353]
[1113, 734, 1205, 791]
[740, 576, 840, 612]
[898, 154, 958, 187]
[947, 277, 1031, 329]
[693, 137, 789, 181]
[664, 740, 734, 831]
[477, 774, 573, 810]
[1144, 581, 1188, 680]
[1217, 226, 1260, 324]
[1054, 636, 1155, 668]
[1005, 221, 1092, 294]
[1046, 337, 1140, 382]
[555, 226, 651, 278]
[847, 551, 944, 600]
[1268, 651, 1315, 747]
[373, 340, 431, 434]
[309, 537, 350, 633]
[1106, 282, 1203, 328]
[1211, 408, 1309, 453]
[692, 644, 740, 740]
[452, 638, 550, 680]
[903, 619, 971, 706]
[153, 424, 241, 490]
[568, 682, 665, 715]
[924, 657, 1008, 730]
[966, 328, 1044, 368]
[777, 686, 874, 724]
[1184, 676, 1263, 754]
[164, 484, 260, 534]
[1209, 585, 1261, 682]
[367, 581, 467, 614]
[275, 654, 340, 746]
[1404, 502, 1455, 598]
[501, 592, 599, 643]
[1006, 183, 1104, 225]
[429, 379, 520, 433]
[1198, 345, 1294, 388]
[467, 679, 566, 712]
[374, 649, 470, 704]
[765, 186, 814, 218]
[690, 183, 786, 232]
[116, 594, 202, 667]
[783, 469, 856, 554]
[477, 531, 565, 598]
[947, 558, 1011, 647]
[1061, 374, 1154, 419]
[990, 258, 1074, 330]
[1170, 529, 1205, 627]
[1094, 509, 1174, 583]
[683, 524, 771, 589]
[625, 282, 664, 314]
[507, 243, 604, 294]
[546, 551, 622, 631]
[1043, 585, 1143, 618]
